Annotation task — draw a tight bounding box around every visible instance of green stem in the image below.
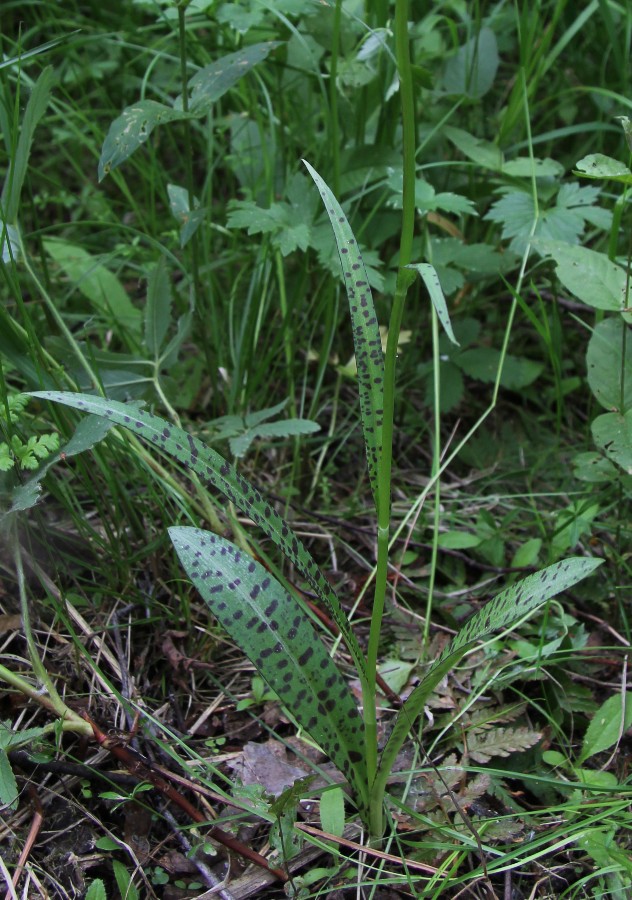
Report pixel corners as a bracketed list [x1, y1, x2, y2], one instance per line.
[177, 6, 210, 381]
[367, 0, 416, 839]
[329, 0, 342, 196]
[5, 527, 93, 737]
[423, 306, 441, 646]
[22, 248, 102, 394]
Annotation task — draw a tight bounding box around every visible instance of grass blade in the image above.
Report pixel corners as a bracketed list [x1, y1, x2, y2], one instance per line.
[1, 67, 54, 226]
[31, 391, 367, 680]
[303, 160, 385, 504]
[170, 526, 368, 812]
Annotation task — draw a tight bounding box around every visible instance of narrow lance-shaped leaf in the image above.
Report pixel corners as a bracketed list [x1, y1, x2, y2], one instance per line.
[374, 557, 603, 796]
[1, 66, 54, 224]
[303, 160, 385, 504]
[144, 255, 172, 358]
[30, 392, 367, 680]
[170, 527, 368, 813]
[408, 263, 459, 346]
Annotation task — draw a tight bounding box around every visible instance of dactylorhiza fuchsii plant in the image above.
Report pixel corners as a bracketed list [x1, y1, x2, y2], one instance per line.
[32, 161, 602, 839]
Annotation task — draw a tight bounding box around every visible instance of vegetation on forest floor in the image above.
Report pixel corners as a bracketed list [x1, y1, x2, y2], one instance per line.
[1, 1, 631, 898]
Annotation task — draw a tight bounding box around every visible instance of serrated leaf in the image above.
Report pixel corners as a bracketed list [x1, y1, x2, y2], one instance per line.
[303, 160, 384, 505]
[580, 693, 632, 762]
[587, 318, 632, 412]
[0, 722, 48, 751]
[144, 255, 172, 357]
[374, 557, 602, 799]
[99, 101, 191, 181]
[486, 184, 608, 255]
[169, 527, 368, 812]
[227, 200, 287, 235]
[468, 727, 542, 763]
[30, 392, 367, 681]
[409, 263, 459, 345]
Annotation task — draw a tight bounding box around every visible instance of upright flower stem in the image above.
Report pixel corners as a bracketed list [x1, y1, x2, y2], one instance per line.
[366, 0, 416, 838]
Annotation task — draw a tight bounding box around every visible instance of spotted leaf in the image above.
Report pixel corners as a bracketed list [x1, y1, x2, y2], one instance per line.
[374, 557, 603, 799]
[169, 526, 368, 813]
[303, 161, 384, 504]
[30, 391, 367, 680]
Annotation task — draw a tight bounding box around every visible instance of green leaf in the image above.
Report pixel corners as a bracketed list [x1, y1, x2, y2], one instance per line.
[437, 531, 480, 550]
[174, 43, 281, 116]
[374, 557, 602, 799]
[443, 125, 503, 170]
[387, 171, 477, 217]
[486, 183, 609, 255]
[0, 749, 18, 810]
[167, 184, 206, 247]
[319, 786, 345, 838]
[84, 880, 107, 900]
[501, 157, 564, 178]
[227, 198, 312, 257]
[0, 721, 48, 751]
[511, 537, 542, 568]
[457, 347, 542, 389]
[303, 160, 385, 505]
[409, 263, 459, 345]
[95, 836, 121, 851]
[572, 451, 618, 484]
[618, 116, 632, 154]
[580, 693, 632, 762]
[442, 27, 498, 99]
[587, 319, 632, 412]
[42, 238, 140, 333]
[29, 392, 367, 681]
[144, 255, 172, 357]
[169, 527, 368, 813]
[112, 860, 138, 900]
[535, 241, 628, 313]
[592, 411, 632, 474]
[575, 153, 632, 184]
[99, 101, 192, 181]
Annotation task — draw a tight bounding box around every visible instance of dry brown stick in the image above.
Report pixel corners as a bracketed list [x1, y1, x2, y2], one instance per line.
[296, 822, 441, 875]
[4, 785, 44, 900]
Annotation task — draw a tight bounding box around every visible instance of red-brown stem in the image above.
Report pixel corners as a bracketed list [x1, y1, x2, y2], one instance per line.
[83, 713, 288, 882]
